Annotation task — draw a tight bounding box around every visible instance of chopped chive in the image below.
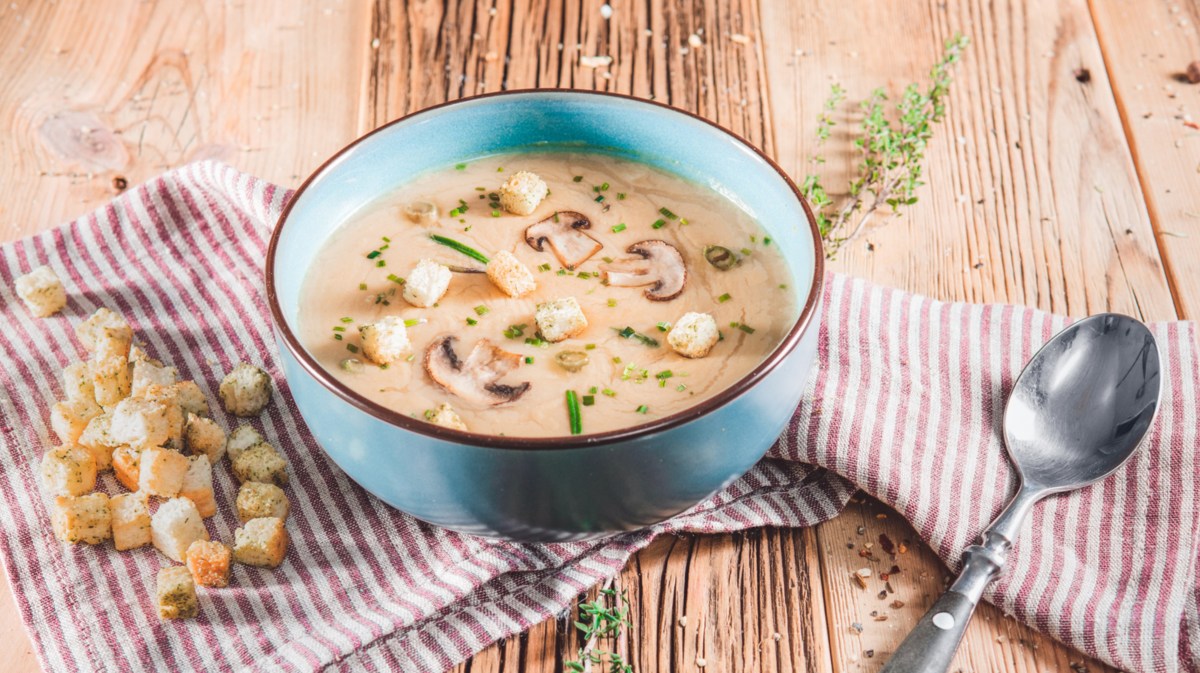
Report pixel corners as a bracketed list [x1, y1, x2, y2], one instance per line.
[474, 305, 489, 316]
[731, 322, 757, 334]
[333, 333, 343, 341]
[430, 234, 490, 264]
[635, 405, 649, 414]
[380, 363, 390, 370]
[340, 317, 354, 323]
[612, 356, 622, 364]
[612, 326, 660, 347]
[573, 175, 584, 182]
[466, 317, 478, 326]
[492, 210, 501, 217]
[717, 293, 732, 303]
[582, 395, 595, 406]
[403, 318, 424, 328]
[607, 298, 617, 307]
[332, 326, 346, 332]
[680, 218, 689, 225]
[475, 186, 486, 191]
[676, 384, 687, 392]
[503, 324, 527, 339]
[577, 271, 591, 279]
[651, 219, 666, 229]
[617, 192, 627, 200]
[750, 235, 758, 243]
[602, 388, 616, 397]
[611, 223, 626, 233]
[358, 282, 367, 290]
[585, 343, 597, 350]
[566, 390, 582, 435]
[594, 195, 605, 203]
[455, 163, 467, 170]
[366, 250, 381, 259]
[741, 247, 753, 256]
[656, 321, 671, 332]
[556, 269, 568, 276]
[656, 370, 674, 379]
[602, 256, 614, 263]
[588, 386, 598, 394]
[376, 259, 386, 267]
[525, 356, 534, 364]
[346, 343, 360, 353]
[600, 182, 610, 191]
[524, 337, 548, 348]
[387, 273, 405, 285]
[381, 236, 391, 243]
[779, 283, 788, 289]
[497, 166, 504, 172]
[538, 263, 551, 272]
[658, 207, 678, 220]
[763, 236, 772, 245]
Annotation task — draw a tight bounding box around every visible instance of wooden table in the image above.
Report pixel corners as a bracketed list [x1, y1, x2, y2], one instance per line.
[1, 1, 1194, 671]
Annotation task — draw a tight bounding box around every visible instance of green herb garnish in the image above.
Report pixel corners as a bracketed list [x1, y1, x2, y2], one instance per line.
[474, 305, 489, 316]
[525, 356, 534, 364]
[602, 388, 616, 397]
[582, 395, 595, 406]
[503, 324, 527, 339]
[466, 318, 477, 326]
[566, 390, 582, 435]
[455, 163, 467, 170]
[387, 274, 405, 285]
[332, 326, 346, 332]
[538, 263, 552, 272]
[656, 321, 671, 332]
[731, 322, 756, 334]
[430, 234, 490, 264]
[636, 405, 649, 414]
[651, 219, 666, 229]
[346, 343, 359, 353]
[366, 250, 381, 259]
[658, 207, 678, 220]
[376, 259, 386, 267]
[340, 317, 354, 323]
[573, 175, 584, 182]
[717, 292, 732, 303]
[403, 318, 424, 328]
[612, 326, 659, 347]
[611, 223, 626, 233]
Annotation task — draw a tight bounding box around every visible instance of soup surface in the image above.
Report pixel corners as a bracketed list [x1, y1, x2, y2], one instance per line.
[298, 151, 797, 437]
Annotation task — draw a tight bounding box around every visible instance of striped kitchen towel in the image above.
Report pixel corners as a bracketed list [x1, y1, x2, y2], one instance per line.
[0, 161, 1195, 673]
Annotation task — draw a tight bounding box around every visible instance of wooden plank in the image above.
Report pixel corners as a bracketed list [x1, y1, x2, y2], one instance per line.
[1087, 0, 1200, 318]
[0, 0, 371, 241]
[759, 0, 1177, 671]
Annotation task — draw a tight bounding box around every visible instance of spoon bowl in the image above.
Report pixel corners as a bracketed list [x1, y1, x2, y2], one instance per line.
[1003, 314, 1162, 491]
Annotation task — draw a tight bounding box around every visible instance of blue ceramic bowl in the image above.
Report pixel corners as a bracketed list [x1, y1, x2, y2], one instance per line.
[267, 90, 824, 541]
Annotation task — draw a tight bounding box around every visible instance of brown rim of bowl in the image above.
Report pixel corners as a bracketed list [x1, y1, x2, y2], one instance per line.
[266, 88, 825, 451]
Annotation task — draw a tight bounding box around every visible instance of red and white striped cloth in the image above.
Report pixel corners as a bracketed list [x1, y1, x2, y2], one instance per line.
[0, 162, 1195, 672]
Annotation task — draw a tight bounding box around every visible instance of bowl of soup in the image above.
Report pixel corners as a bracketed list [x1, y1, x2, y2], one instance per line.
[267, 90, 823, 541]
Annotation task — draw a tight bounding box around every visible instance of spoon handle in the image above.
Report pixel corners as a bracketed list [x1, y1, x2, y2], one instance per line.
[879, 486, 1042, 673]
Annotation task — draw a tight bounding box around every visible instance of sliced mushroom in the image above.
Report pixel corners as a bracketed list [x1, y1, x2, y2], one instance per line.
[424, 336, 530, 406]
[524, 211, 603, 269]
[598, 240, 687, 301]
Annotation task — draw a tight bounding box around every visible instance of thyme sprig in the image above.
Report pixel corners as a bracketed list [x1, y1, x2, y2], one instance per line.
[564, 582, 634, 673]
[802, 33, 968, 257]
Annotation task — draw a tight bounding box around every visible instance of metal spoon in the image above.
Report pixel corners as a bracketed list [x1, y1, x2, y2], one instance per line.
[879, 313, 1162, 673]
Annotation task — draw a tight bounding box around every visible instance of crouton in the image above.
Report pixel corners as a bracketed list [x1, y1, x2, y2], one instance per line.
[40, 445, 97, 497]
[49, 397, 102, 444]
[219, 363, 272, 417]
[401, 258, 452, 308]
[156, 566, 198, 619]
[427, 402, 468, 432]
[226, 425, 264, 462]
[51, 493, 111, 545]
[112, 445, 141, 491]
[485, 250, 537, 298]
[138, 446, 190, 498]
[138, 384, 184, 449]
[236, 482, 289, 522]
[14, 265, 67, 318]
[76, 308, 132, 353]
[129, 344, 162, 367]
[185, 540, 231, 588]
[232, 517, 288, 568]
[179, 455, 216, 518]
[183, 413, 226, 463]
[90, 355, 131, 406]
[109, 397, 170, 449]
[62, 361, 95, 402]
[150, 497, 209, 562]
[131, 359, 178, 398]
[359, 316, 411, 365]
[535, 296, 588, 342]
[231, 443, 288, 487]
[110, 492, 151, 551]
[667, 312, 719, 358]
[497, 170, 548, 216]
[93, 330, 131, 360]
[77, 413, 116, 471]
[173, 380, 209, 417]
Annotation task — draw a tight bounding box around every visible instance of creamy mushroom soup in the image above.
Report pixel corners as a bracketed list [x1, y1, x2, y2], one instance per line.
[298, 151, 798, 438]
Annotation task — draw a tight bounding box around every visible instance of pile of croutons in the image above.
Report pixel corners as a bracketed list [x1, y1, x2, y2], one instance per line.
[23, 267, 292, 621]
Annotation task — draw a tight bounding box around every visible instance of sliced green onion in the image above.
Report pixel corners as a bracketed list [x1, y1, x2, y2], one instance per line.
[474, 305, 489, 316]
[612, 326, 659, 347]
[340, 317, 354, 323]
[617, 192, 627, 200]
[717, 293, 732, 303]
[525, 356, 534, 364]
[333, 333, 343, 341]
[403, 318, 425, 328]
[635, 405, 649, 414]
[659, 207, 678, 220]
[430, 234, 490, 264]
[566, 390, 582, 435]
[612, 223, 626, 233]
[651, 219, 666, 229]
[731, 322, 756, 334]
[346, 343, 360, 354]
[582, 395, 595, 406]
[366, 250, 381, 259]
[376, 259, 386, 267]
[585, 343, 597, 350]
[607, 298, 617, 307]
[588, 386, 598, 394]
[602, 388, 616, 397]
[573, 175, 584, 182]
[656, 321, 671, 332]
[332, 326, 346, 332]
[387, 274, 405, 285]
[466, 318, 478, 326]
[358, 283, 367, 290]
[676, 384, 687, 392]
[538, 263, 552, 272]
[503, 324, 526, 339]
[455, 163, 467, 170]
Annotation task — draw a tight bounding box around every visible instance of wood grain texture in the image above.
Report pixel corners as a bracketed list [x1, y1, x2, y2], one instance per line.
[0, 1, 1189, 672]
[1088, 0, 1200, 319]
